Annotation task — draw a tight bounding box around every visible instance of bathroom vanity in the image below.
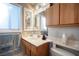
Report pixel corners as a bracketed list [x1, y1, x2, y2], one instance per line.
[21, 36, 51, 56]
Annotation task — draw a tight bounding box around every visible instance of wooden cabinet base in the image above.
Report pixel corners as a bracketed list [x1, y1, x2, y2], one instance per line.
[21, 39, 49, 56]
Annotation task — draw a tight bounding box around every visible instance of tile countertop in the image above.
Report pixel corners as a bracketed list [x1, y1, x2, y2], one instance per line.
[22, 36, 52, 47]
[50, 37, 79, 51]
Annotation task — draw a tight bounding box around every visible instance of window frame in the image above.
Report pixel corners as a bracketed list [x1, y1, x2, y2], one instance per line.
[0, 3, 23, 33]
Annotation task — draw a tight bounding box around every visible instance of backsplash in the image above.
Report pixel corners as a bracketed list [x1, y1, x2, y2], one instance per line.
[48, 27, 79, 40]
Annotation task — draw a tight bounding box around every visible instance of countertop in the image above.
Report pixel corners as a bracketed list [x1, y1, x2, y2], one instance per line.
[22, 36, 52, 47]
[22, 36, 79, 51]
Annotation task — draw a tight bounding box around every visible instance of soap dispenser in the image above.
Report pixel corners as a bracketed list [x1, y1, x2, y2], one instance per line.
[42, 34, 46, 40]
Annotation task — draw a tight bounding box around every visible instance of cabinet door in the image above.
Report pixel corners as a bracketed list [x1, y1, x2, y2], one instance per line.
[45, 4, 59, 26]
[37, 43, 49, 56]
[31, 45, 37, 56]
[51, 4, 59, 25]
[45, 7, 52, 26]
[76, 4, 79, 23]
[21, 39, 27, 55]
[25, 47, 31, 56]
[25, 41, 31, 56]
[31, 43, 49, 56]
[21, 39, 31, 56]
[60, 3, 78, 24]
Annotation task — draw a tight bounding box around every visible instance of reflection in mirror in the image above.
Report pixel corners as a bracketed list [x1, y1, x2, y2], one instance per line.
[25, 12, 31, 27]
[34, 15, 37, 27]
[36, 13, 48, 36]
[24, 8, 33, 31]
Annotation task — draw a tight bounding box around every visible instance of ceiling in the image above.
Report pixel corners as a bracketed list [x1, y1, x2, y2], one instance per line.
[18, 3, 49, 10]
[18, 3, 36, 9]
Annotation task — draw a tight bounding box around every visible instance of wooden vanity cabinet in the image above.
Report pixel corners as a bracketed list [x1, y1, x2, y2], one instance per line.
[21, 39, 49, 56]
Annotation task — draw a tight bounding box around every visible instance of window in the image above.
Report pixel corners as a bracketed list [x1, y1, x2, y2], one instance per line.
[0, 3, 22, 32]
[40, 15, 47, 31]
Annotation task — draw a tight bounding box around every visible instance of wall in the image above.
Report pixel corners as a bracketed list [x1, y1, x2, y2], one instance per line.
[48, 26, 79, 40]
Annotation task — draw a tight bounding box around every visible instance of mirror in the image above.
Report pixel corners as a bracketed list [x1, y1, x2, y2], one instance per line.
[24, 8, 41, 31]
[24, 8, 47, 33]
[24, 8, 33, 31]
